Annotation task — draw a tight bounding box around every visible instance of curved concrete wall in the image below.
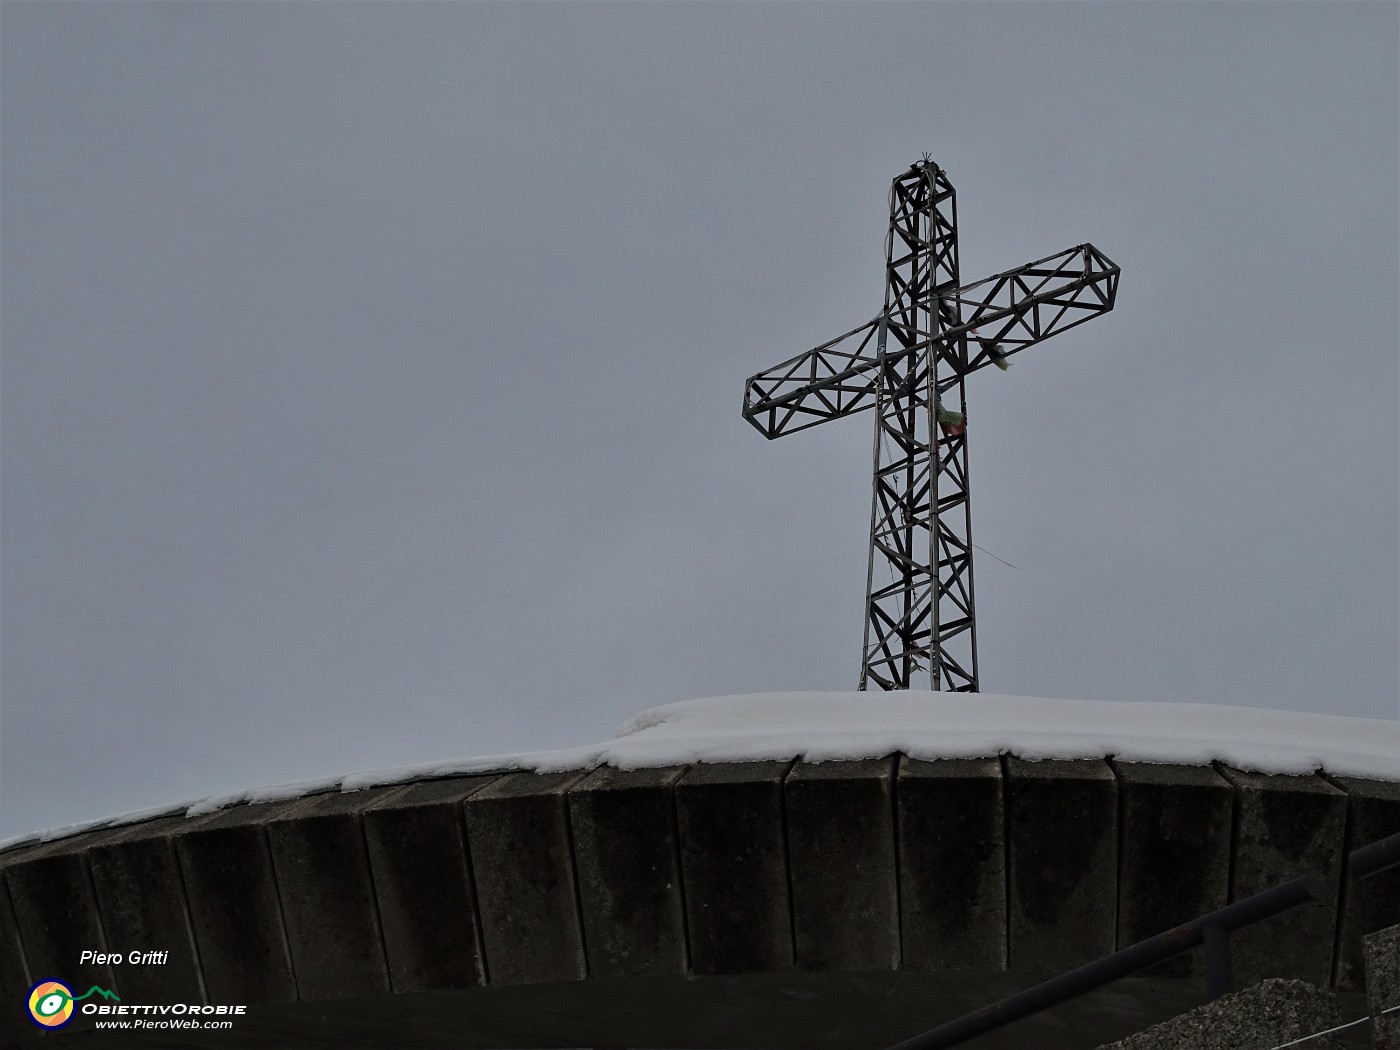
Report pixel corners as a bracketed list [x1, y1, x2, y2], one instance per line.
[3, 757, 1397, 1046]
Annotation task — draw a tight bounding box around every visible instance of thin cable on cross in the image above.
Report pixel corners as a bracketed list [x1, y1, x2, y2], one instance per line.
[742, 158, 1120, 692]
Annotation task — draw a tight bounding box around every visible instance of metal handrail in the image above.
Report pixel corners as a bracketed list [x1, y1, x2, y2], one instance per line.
[884, 829, 1400, 1050]
[1348, 831, 1398, 880]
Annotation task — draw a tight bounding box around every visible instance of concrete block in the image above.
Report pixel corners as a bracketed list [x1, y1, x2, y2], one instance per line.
[897, 757, 1005, 970]
[464, 770, 590, 985]
[174, 802, 300, 1003]
[1094, 977, 1343, 1050]
[1218, 769, 1347, 988]
[1332, 777, 1400, 991]
[1, 871, 32, 1045]
[86, 816, 205, 1004]
[361, 776, 499, 992]
[2, 831, 123, 1000]
[567, 766, 689, 979]
[1365, 925, 1399, 1050]
[1114, 762, 1232, 977]
[674, 760, 793, 975]
[785, 757, 898, 971]
[263, 789, 393, 1001]
[1006, 757, 1117, 972]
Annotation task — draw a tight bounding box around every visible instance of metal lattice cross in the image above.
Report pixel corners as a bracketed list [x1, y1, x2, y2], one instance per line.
[742, 159, 1120, 691]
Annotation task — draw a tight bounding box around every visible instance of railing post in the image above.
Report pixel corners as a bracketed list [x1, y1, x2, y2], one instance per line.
[1203, 922, 1234, 1000]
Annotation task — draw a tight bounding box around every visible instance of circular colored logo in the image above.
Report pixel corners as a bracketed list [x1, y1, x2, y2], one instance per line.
[28, 980, 75, 1029]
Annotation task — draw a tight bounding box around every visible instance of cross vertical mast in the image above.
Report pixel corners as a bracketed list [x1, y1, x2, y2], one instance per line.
[860, 160, 976, 691]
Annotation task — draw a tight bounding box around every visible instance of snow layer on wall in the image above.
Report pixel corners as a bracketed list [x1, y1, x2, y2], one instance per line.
[5, 691, 1397, 851]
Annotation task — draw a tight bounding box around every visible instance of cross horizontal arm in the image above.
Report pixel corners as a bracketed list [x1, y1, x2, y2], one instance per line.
[742, 317, 883, 440]
[742, 244, 1119, 440]
[931, 243, 1120, 386]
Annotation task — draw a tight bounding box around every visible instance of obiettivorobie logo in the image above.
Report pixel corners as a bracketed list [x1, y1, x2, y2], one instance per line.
[24, 978, 247, 1032]
[27, 980, 119, 1029]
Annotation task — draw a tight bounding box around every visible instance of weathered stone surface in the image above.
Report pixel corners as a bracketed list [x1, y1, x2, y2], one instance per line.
[263, 790, 393, 1001]
[1006, 758, 1117, 972]
[1, 869, 33, 1045]
[5, 753, 1394, 1048]
[566, 765, 689, 979]
[361, 776, 499, 993]
[1331, 777, 1400, 991]
[2, 831, 122, 1000]
[86, 816, 205, 1003]
[174, 802, 300, 1003]
[1365, 925, 1399, 1050]
[785, 757, 898, 971]
[464, 771, 589, 985]
[1094, 978, 1343, 1050]
[1218, 768, 1347, 988]
[897, 757, 1005, 970]
[674, 760, 793, 975]
[1114, 762, 1232, 977]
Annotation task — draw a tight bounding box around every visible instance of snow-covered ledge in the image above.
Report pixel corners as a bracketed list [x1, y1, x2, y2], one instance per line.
[4, 692, 1397, 852]
[601, 692, 1400, 778]
[3, 691, 1397, 1047]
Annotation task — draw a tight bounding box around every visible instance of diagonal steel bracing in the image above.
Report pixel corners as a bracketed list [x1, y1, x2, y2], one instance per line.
[742, 158, 1120, 691]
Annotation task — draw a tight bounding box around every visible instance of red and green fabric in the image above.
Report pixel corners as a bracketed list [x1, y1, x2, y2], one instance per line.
[936, 403, 965, 435]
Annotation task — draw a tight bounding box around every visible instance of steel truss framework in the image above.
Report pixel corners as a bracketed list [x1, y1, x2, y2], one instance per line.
[743, 159, 1120, 691]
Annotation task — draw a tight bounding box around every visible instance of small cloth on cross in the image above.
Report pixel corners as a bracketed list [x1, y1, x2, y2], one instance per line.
[935, 400, 966, 436]
[972, 329, 1011, 371]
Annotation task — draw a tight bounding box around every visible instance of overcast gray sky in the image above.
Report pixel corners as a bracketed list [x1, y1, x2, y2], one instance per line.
[2, 2, 1396, 841]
